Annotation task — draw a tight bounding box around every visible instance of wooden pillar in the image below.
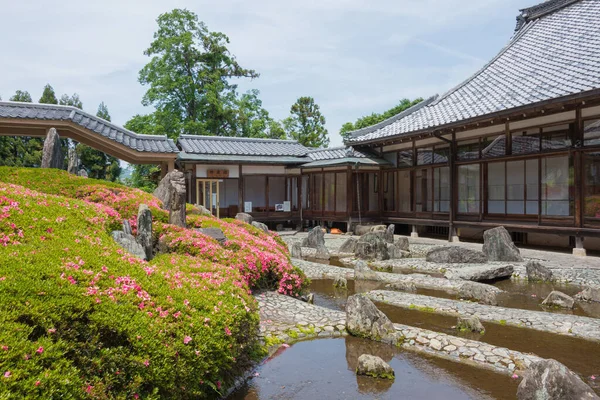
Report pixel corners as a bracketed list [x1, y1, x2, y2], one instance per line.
[160, 162, 168, 179]
[191, 165, 197, 205]
[411, 225, 419, 238]
[238, 165, 243, 212]
[167, 160, 175, 172]
[574, 108, 584, 229]
[449, 131, 458, 242]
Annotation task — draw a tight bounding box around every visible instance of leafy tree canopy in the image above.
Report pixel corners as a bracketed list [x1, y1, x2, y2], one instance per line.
[139, 8, 259, 138]
[10, 90, 32, 103]
[59, 93, 83, 109]
[339, 98, 423, 140]
[39, 84, 58, 104]
[0, 91, 39, 167]
[284, 96, 329, 148]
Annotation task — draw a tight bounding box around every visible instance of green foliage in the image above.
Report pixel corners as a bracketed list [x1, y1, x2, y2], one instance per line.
[339, 98, 423, 140]
[125, 165, 161, 193]
[0, 92, 41, 168]
[0, 167, 310, 398]
[284, 96, 329, 148]
[38, 84, 58, 104]
[10, 90, 32, 103]
[139, 8, 259, 138]
[58, 93, 82, 109]
[233, 89, 286, 139]
[77, 103, 122, 181]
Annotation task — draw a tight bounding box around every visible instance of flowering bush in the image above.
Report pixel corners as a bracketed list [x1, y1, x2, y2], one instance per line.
[0, 168, 307, 398]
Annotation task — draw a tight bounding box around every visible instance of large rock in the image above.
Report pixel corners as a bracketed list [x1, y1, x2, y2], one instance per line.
[315, 245, 331, 260]
[302, 227, 325, 249]
[346, 294, 396, 343]
[445, 264, 514, 282]
[542, 291, 575, 309]
[517, 359, 599, 400]
[333, 276, 348, 289]
[196, 227, 226, 244]
[191, 204, 212, 217]
[291, 242, 302, 258]
[136, 204, 153, 260]
[41, 128, 64, 169]
[67, 147, 78, 175]
[356, 354, 395, 380]
[112, 231, 147, 260]
[338, 237, 358, 254]
[458, 281, 501, 306]
[354, 260, 380, 281]
[77, 169, 88, 178]
[457, 316, 485, 333]
[235, 213, 253, 224]
[575, 286, 600, 303]
[154, 170, 187, 228]
[354, 225, 386, 236]
[395, 236, 410, 251]
[526, 261, 553, 282]
[383, 224, 395, 244]
[251, 221, 269, 233]
[385, 281, 417, 293]
[482, 226, 523, 262]
[355, 233, 389, 261]
[387, 243, 410, 260]
[122, 220, 133, 235]
[426, 246, 487, 264]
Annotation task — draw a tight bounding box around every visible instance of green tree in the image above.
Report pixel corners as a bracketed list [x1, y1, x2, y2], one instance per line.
[339, 98, 423, 140]
[284, 96, 329, 148]
[59, 93, 83, 108]
[123, 116, 161, 192]
[10, 90, 32, 102]
[0, 91, 39, 167]
[139, 8, 259, 138]
[76, 102, 122, 181]
[39, 84, 58, 104]
[233, 89, 286, 139]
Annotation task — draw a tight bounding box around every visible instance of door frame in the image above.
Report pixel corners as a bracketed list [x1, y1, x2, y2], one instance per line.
[195, 179, 220, 218]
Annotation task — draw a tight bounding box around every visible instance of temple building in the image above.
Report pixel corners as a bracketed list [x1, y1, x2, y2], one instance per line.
[1, 0, 600, 254]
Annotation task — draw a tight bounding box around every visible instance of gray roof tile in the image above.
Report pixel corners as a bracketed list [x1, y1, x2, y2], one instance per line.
[0, 101, 179, 153]
[177, 135, 309, 156]
[348, 0, 600, 144]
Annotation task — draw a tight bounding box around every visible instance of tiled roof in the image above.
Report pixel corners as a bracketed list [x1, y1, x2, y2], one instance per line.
[178, 135, 309, 156]
[306, 146, 373, 160]
[348, 0, 600, 144]
[0, 101, 178, 153]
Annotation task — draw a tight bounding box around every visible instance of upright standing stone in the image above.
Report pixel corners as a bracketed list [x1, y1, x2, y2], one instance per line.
[302, 227, 325, 249]
[122, 220, 133, 235]
[355, 233, 389, 260]
[136, 204, 153, 260]
[41, 128, 64, 169]
[525, 261, 553, 282]
[67, 147, 78, 174]
[251, 221, 269, 233]
[153, 170, 187, 227]
[291, 242, 302, 258]
[517, 359, 599, 400]
[346, 294, 396, 344]
[482, 226, 523, 262]
[384, 224, 395, 244]
[78, 169, 88, 178]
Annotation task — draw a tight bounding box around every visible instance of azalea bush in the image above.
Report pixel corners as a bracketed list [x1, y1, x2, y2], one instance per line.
[0, 168, 307, 398]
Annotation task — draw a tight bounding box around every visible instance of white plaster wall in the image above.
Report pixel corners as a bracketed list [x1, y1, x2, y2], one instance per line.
[196, 164, 239, 178]
[509, 111, 575, 130]
[243, 165, 285, 175]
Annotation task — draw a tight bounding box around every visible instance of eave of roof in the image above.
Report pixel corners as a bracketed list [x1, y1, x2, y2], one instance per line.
[177, 152, 310, 165]
[177, 134, 308, 157]
[299, 157, 391, 168]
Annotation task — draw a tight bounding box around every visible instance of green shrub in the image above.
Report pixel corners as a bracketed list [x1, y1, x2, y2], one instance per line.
[0, 168, 309, 398]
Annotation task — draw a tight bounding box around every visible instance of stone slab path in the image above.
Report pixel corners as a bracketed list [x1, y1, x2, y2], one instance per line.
[257, 291, 542, 375]
[367, 290, 600, 342]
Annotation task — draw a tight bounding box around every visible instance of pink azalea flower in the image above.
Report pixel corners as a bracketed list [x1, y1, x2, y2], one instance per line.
[592, 375, 596, 381]
[512, 374, 519, 379]
[1, 345, 7, 351]
[183, 336, 192, 344]
[4, 371, 11, 378]
[282, 343, 290, 348]
[36, 347, 44, 354]
[224, 327, 232, 336]
[143, 359, 150, 367]
[35, 380, 41, 386]
[47, 328, 56, 334]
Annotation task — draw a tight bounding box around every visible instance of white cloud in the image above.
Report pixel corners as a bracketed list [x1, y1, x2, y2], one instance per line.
[0, 0, 525, 148]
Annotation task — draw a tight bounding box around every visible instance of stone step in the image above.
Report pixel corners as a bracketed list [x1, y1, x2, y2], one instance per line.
[366, 290, 600, 342]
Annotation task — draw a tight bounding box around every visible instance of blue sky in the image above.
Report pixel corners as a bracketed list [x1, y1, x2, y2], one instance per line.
[0, 0, 537, 148]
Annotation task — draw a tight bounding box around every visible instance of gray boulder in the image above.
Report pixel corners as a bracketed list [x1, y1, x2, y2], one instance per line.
[78, 169, 88, 178]
[426, 246, 488, 264]
[122, 220, 133, 235]
[482, 226, 523, 262]
[575, 286, 600, 303]
[517, 359, 599, 400]
[356, 354, 395, 380]
[395, 236, 410, 251]
[300, 293, 315, 304]
[445, 264, 514, 282]
[193, 204, 212, 217]
[112, 231, 147, 260]
[291, 242, 302, 258]
[387, 243, 410, 259]
[41, 128, 64, 169]
[355, 233, 389, 261]
[384, 224, 395, 244]
[302, 227, 325, 249]
[315, 245, 331, 260]
[457, 316, 485, 333]
[196, 227, 226, 244]
[458, 281, 501, 306]
[333, 276, 348, 289]
[354, 225, 386, 236]
[542, 291, 575, 309]
[235, 213, 253, 224]
[154, 170, 187, 228]
[354, 260, 380, 281]
[526, 261, 553, 282]
[67, 147, 78, 175]
[385, 281, 417, 293]
[136, 204, 153, 260]
[338, 237, 358, 254]
[346, 294, 396, 343]
[251, 221, 269, 233]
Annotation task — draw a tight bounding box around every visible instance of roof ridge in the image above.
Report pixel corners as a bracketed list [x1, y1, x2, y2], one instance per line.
[305, 146, 348, 153]
[345, 95, 438, 140]
[179, 134, 301, 144]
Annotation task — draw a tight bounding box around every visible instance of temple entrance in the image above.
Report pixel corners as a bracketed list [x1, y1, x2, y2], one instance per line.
[196, 179, 220, 218]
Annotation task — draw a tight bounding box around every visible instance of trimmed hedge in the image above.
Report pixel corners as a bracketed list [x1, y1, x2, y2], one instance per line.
[0, 168, 307, 398]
